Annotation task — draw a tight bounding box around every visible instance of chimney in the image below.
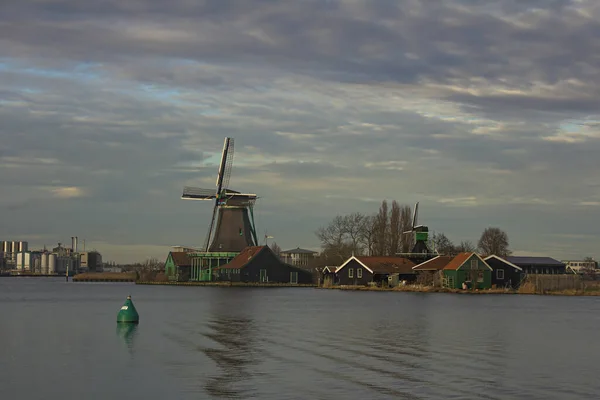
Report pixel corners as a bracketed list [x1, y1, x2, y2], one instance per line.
[71, 237, 75, 252]
[75, 236, 78, 253]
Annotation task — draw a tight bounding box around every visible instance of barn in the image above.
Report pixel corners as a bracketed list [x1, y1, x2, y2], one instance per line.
[214, 246, 313, 284]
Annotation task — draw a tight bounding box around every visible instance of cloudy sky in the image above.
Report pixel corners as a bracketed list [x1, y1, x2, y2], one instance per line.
[2, 0, 600, 263]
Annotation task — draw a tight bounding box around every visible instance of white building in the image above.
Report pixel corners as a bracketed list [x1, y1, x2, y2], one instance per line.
[563, 259, 598, 274]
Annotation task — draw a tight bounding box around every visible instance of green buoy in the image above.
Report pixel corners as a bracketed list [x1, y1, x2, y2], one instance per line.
[117, 295, 139, 324]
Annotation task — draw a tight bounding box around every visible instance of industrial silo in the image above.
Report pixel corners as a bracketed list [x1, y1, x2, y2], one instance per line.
[18, 241, 28, 252]
[1, 241, 9, 254]
[11, 241, 17, 254]
[16, 252, 31, 271]
[41, 253, 49, 274]
[48, 254, 57, 274]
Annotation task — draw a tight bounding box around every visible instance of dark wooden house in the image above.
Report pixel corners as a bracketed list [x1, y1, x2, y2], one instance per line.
[335, 256, 416, 286]
[484, 255, 524, 288]
[214, 246, 313, 284]
[505, 256, 566, 275]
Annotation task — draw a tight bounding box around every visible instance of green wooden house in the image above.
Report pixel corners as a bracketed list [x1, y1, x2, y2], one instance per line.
[442, 252, 492, 289]
[164, 252, 192, 282]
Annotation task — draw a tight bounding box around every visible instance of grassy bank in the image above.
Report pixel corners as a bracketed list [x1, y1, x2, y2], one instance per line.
[319, 285, 517, 294]
[135, 281, 317, 288]
[320, 284, 600, 296]
[73, 272, 137, 282]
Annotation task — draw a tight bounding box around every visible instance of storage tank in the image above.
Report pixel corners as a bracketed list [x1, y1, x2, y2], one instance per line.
[48, 254, 57, 274]
[16, 252, 31, 271]
[18, 241, 28, 252]
[41, 253, 49, 274]
[32, 254, 41, 273]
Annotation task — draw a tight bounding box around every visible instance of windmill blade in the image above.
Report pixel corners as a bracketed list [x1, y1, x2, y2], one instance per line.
[215, 137, 234, 196]
[411, 202, 419, 229]
[181, 186, 217, 200]
[203, 203, 219, 252]
[221, 138, 235, 192]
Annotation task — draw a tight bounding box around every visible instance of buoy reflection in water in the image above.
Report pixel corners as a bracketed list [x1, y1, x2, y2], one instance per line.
[116, 322, 139, 350]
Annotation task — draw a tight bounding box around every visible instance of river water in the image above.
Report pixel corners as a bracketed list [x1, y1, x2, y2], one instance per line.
[1, 278, 599, 399]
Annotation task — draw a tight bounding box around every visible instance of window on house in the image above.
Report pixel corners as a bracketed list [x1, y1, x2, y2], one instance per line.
[477, 271, 484, 283]
[349, 268, 354, 278]
[471, 259, 477, 269]
[357, 268, 363, 278]
[496, 269, 504, 280]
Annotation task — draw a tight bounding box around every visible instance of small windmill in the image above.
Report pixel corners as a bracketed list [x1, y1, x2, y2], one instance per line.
[181, 137, 259, 252]
[403, 202, 431, 254]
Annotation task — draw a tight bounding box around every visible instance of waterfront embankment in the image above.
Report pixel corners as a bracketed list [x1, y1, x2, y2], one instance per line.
[136, 280, 316, 288]
[73, 272, 137, 282]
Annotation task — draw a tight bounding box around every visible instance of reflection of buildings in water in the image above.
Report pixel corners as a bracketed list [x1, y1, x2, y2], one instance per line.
[116, 323, 139, 356]
[202, 289, 257, 398]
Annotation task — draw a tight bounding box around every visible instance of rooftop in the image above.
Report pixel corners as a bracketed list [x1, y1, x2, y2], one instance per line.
[217, 246, 266, 269]
[505, 256, 565, 267]
[355, 256, 416, 275]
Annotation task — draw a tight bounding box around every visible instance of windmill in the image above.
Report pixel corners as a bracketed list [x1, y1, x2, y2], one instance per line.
[181, 137, 259, 252]
[403, 202, 431, 254]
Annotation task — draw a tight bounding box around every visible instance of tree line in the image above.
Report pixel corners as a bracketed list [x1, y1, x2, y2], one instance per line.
[315, 200, 511, 264]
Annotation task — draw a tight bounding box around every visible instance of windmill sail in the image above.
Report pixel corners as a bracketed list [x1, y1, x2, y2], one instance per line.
[181, 137, 259, 253]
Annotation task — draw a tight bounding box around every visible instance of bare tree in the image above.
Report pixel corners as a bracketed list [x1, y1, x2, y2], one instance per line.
[316, 213, 367, 262]
[360, 214, 378, 256]
[477, 227, 511, 257]
[373, 200, 389, 256]
[455, 240, 476, 253]
[269, 241, 282, 256]
[388, 201, 402, 256]
[316, 215, 347, 252]
[430, 232, 455, 255]
[344, 212, 366, 255]
[399, 204, 414, 253]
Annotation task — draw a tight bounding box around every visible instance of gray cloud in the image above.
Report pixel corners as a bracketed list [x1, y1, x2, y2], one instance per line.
[1, 0, 600, 261]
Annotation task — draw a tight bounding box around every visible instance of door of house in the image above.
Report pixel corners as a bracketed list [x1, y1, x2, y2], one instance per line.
[260, 269, 268, 283]
[290, 271, 298, 284]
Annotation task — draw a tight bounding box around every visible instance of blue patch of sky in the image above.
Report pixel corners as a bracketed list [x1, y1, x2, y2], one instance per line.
[136, 83, 222, 115]
[560, 121, 586, 133]
[0, 59, 103, 82]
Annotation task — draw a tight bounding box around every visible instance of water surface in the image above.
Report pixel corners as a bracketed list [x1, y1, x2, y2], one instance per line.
[1, 278, 599, 399]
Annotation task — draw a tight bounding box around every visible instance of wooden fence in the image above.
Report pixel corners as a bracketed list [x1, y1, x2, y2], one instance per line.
[520, 274, 584, 293]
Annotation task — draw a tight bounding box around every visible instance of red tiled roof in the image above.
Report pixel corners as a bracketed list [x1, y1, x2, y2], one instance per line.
[413, 256, 454, 271]
[217, 246, 266, 270]
[355, 256, 416, 274]
[443, 252, 474, 270]
[170, 252, 191, 267]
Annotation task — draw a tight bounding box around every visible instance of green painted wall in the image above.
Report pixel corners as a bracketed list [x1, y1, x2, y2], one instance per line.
[164, 254, 177, 280]
[443, 254, 492, 289]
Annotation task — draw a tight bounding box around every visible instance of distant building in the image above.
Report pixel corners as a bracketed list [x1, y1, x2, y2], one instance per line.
[505, 256, 566, 275]
[279, 247, 319, 267]
[563, 259, 598, 274]
[80, 251, 103, 272]
[171, 246, 198, 253]
[1, 240, 28, 267]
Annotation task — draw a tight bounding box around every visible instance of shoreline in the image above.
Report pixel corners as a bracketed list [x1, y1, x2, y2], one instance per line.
[135, 281, 316, 288]
[134, 281, 600, 296]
